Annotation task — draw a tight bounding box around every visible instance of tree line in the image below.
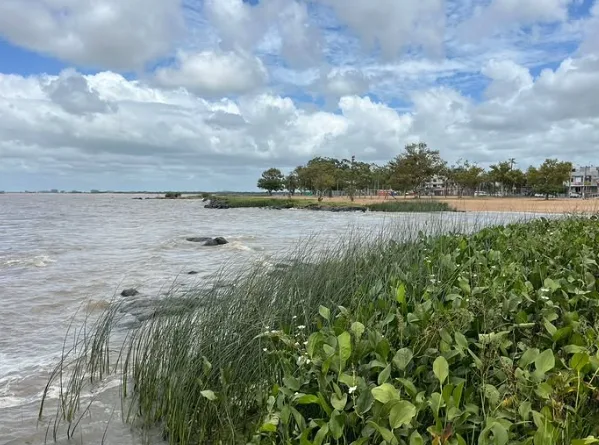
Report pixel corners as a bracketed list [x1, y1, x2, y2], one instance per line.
[257, 143, 573, 201]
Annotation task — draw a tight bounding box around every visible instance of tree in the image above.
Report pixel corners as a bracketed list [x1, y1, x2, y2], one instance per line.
[257, 168, 284, 195]
[302, 157, 337, 201]
[449, 160, 485, 197]
[284, 173, 298, 197]
[487, 161, 512, 195]
[526, 159, 572, 200]
[388, 142, 445, 197]
[339, 156, 373, 201]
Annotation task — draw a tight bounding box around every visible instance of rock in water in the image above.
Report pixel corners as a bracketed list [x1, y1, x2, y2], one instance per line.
[186, 237, 212, 242]
[204, 237, 228, 246]
[187, 271, 199, 275]
[121, 288, 139, 297]
[204, 200, 231, 209]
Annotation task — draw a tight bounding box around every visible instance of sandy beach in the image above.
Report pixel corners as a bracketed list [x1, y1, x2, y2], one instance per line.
[311, 196, 599, 214]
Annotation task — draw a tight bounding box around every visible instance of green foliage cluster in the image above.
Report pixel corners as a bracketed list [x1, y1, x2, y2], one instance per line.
[164, 191, 182, 199]
[366, 201, 453, 213]
[42, 217, 599, 445]
[258, 144, 572, 199]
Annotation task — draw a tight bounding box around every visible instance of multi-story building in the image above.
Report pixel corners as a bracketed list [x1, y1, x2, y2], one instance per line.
[424, 175, 452, 196]
[568, 166, 599, 198]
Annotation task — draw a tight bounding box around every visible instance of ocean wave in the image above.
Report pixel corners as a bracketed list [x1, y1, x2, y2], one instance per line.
[1, 254, 55, 268]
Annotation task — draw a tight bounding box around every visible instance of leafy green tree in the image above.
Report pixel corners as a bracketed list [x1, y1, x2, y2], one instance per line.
[302, 157, 337, 201]
[339, 156, 373, 201]
[388, 143, 445, 197]
[257, 168, 284, 195]
[527, 159, 572, 200]
[449, 160, 485, 197]
[284, 173, 298, 197]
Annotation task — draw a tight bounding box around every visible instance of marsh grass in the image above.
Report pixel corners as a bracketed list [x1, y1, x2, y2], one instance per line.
[40, 213, 599, 444]
[212, 195, 454, 212]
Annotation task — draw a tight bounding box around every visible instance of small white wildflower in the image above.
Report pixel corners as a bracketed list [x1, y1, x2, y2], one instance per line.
[348, 386, 357, 394]
[297, 356, 306, 366]
[265, 326, 270, 330]
[262, 348, 268, 352]
[540, 295, 549, 301]
[303, 341, 308, 345]
[294, 342, 300, 347]
[271, 330, 277, 333]
[294, 392, 299, 396]
[540, 287, 549, 293]
[297, 325, 306, 330]
[306, 359, 311, 365]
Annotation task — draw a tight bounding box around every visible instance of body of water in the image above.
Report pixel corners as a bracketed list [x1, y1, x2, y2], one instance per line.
[0, 194, 540, 444]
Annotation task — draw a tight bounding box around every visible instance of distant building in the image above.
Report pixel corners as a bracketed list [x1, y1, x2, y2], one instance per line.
[568, 166, 599, 197]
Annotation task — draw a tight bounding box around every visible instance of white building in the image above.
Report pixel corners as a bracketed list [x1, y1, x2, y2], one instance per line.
[568, 166, 599, 198]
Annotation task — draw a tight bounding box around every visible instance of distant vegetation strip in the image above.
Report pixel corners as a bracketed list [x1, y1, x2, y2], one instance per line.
[209, 195, 455, 212]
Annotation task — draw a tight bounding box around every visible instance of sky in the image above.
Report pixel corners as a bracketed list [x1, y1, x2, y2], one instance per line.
[0, 0, 598, 191]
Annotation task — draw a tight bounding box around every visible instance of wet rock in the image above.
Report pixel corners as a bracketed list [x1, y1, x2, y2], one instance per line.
[187, 270, 199, 275]
[204, 200, 230, 209]
[120, 288, 139, 297]
[203, 237, 228, 246]
[186, 237, 212, 242]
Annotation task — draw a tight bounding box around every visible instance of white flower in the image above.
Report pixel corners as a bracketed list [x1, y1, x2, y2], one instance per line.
[306, 359, 311, 365]
[294, 342, 300, 347]
[297, 325, 306, 330]
[540, 288, 549, 293]
[262, 348, 268, 352]
[292, 315, 297, 320]
[348, 386, 357, 394]
[265, 326, 270, 330]
[271, 330, 277, 334]
[303, 341, 308, 345]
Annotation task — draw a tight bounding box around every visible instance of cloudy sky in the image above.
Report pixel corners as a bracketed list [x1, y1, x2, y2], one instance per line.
[0, 0, 598, 191]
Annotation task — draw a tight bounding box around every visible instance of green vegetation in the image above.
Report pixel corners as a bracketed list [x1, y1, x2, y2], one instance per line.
[258, 143, 571, 199]
[210, 195, 454, 212]
[527, 160, 574, 200]
[366, 200, 453, 213]
[164, 191, 182, 199]
[41, 216, 599, 444]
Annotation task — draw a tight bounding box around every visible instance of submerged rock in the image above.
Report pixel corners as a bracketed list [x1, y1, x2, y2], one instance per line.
[120, 288, 139, 297]
[187, 270, 199, 275]
[186, 237, 212, 242]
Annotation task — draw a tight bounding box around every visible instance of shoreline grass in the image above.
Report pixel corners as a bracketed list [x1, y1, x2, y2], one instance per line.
[41, 214, 599, 444]
[207, 195, 455, 212]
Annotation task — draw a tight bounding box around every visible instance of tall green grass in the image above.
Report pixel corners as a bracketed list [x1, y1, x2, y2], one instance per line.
[40, 214, 599, 444]
[365, 200, 453, 212]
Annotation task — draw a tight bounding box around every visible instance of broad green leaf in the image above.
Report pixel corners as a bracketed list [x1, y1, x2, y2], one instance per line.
[393, 348, 413, 371]
[356, 386, 374, 414]
[371, 383, 399, 404]
[552, 326, 572, 342]
[483, 384, 500, 405]
[318, 305, 330, 321]
[571, 352, 590, 372]
[572, 438, 599, 445]
[328, 410, 345, 440]
[367, 421, 396, 444]
[564, 344, 587, 354]
[331, 393, 348, 411]
[389, 400, 417, 429]
[283, 376, 300, 392]
[396, 283, 406, 306]
[535, 349, 555, 374]
[350, 321, 365, 339]
[338, 331, 352, 369]
[409, 431, 424, 445]
[544, 319, 557, 336]
[260, 412, 280, 432]
[479, 422, 508, 445]
[323, 344, 335, 358]
[397, 378, 418, 398]
[433, 356, 449, 384]
[455, 332, 469, 350]
[519, 401, 532, 420]
[307, 332, 323, 358]
[519, 348, 540, 367]
[453, 382, 465, 406]
[378, 364, 392, 385]
[295, 394, 320, 405]
[200, 390, 217, 401]
[544, 277, 560, 292]
[313, 424, 329, 445]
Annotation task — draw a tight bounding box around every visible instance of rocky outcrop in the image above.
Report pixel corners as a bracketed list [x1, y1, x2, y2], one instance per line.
[203, 237, 229, 246]
[204, 200, 230, 209]
[186, 236, 228, 246]
[121, 288, 139, 297]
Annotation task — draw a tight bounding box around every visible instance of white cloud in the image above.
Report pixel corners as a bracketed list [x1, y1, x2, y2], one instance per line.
[0, 0, 183, 70]
[315, 0, 446, 57]
[154, 51, 268, 96]
[459, 0, 575, 40]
